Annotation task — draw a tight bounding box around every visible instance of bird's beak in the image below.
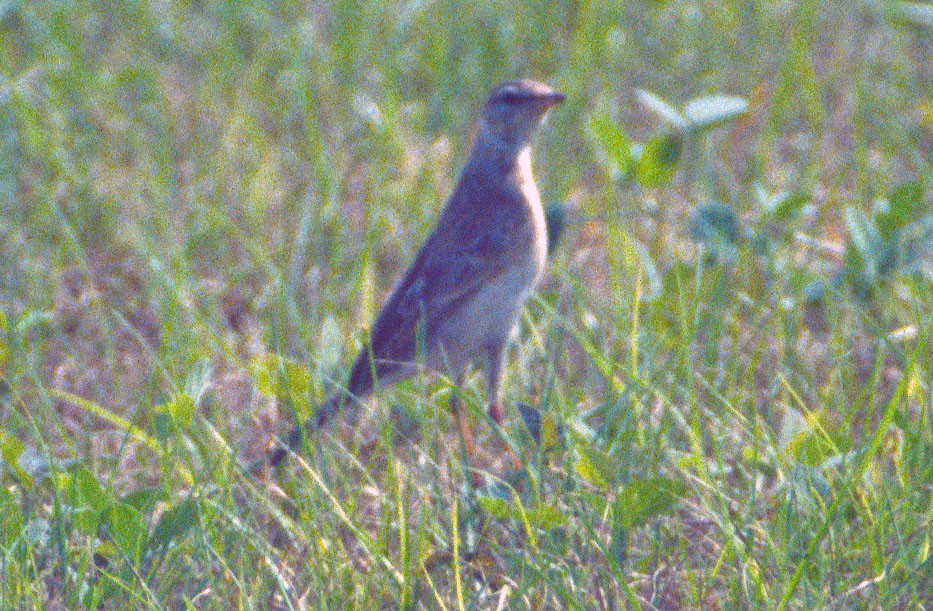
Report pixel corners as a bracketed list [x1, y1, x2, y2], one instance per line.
[539, 91, 566, 110]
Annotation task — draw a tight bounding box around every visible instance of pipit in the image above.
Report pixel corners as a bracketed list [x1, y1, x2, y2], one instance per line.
[270, 79, 565, 469]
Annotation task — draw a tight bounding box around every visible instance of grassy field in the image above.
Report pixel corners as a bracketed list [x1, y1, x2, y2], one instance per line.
[1, 0, 932, 608]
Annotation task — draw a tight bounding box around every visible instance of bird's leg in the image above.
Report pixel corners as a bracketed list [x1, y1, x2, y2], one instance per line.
[485, 345, 522, 472]
[485, 345, 505, 425]
[488, 400, 505, 426]
[448, 374, 485, 487]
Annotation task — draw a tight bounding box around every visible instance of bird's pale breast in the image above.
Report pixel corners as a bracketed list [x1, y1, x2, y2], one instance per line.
[430, 147, 547, 375]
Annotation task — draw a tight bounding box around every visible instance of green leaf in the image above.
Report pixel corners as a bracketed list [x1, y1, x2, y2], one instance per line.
[253, 354, 312, 419]
[766, 192, 810, 223]
[689, 202, 742, 245]
[0, 430, 26, 482]
[479, 496, 511, 520]
[57, 467, 109, 535]
[615, 477, 688, 529]
[152, 410, 174, 440]
[844, 206, 899, 279]
[525, 504, 567, 530]
[166, 394, 196, 429]
[635, 89, 686, 129]
[574, 446, 616, 490]
[587, 115, 633, 172]
[121, 488, 161, 516]
[74, 467, 108, 513]
[782, 411, 851, 467]
[148, 497, 199, 552]
[683, 95, 749, 132]
[477, 497, 565, 530]
[183, 360, 212, 407]
[784, 430, 849, 467]
[71, 506, 99, 537]
[107, 502, 147, 562]
[636, 132, 682, 187]
[877, 180, 924, 239]
[843, 207, 882, 263]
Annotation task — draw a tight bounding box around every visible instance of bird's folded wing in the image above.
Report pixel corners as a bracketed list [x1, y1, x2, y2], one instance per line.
[365, 190, 528, 366]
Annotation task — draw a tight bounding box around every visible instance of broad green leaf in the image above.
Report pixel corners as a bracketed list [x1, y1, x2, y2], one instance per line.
[70, 506, 99, 537]
[166, 394, 196, 429]
[479, 496, 511, 520]
[107, 502, 147, 562]
[684, 95, 749, 132]
[574, 446, 615, 490]
[526, 504, 567, 530]
[635, 89, 686, 129]
[876, 180, 924, 239]
[148, 497, 199, 551]
[254, 355, 276, 397]
[253, 354, 312, 418]
[783, 410, 851, 467]
[2, 434, 48, 488]
[689, 202, 741, 245]
[845, 206, 900, 279]
[783, 430, 849, 467]
[478, 497, 565, 530]
[766, 192, 810, 223]
[843, 207, 882, 265]
[0, 431, 26, 480]
[57, 467, 109, 535]
[121, 488, 161, 515]
[587, 115, 633, 172]
[636, 132, 682, 187]
[152, 410, 174, 440]
[74, 467, 108, 513]
[615, 477, 688, 529]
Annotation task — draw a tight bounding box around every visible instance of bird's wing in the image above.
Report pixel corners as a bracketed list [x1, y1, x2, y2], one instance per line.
[346, 178, 531, 393]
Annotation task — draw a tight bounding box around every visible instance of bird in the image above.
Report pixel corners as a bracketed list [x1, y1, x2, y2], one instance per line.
[269, 79, 565, 469]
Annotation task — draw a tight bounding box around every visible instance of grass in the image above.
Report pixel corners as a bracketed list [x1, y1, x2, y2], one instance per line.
[1, 0, 931, 608]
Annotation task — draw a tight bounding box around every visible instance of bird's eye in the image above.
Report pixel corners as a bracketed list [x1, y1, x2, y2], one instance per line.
[501, 91, 520, 105]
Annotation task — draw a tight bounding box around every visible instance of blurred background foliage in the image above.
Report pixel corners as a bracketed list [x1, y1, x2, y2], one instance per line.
[0, 0, 931, 608]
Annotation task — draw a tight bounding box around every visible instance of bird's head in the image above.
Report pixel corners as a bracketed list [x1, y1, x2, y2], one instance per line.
[479, 80, 565, 153]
